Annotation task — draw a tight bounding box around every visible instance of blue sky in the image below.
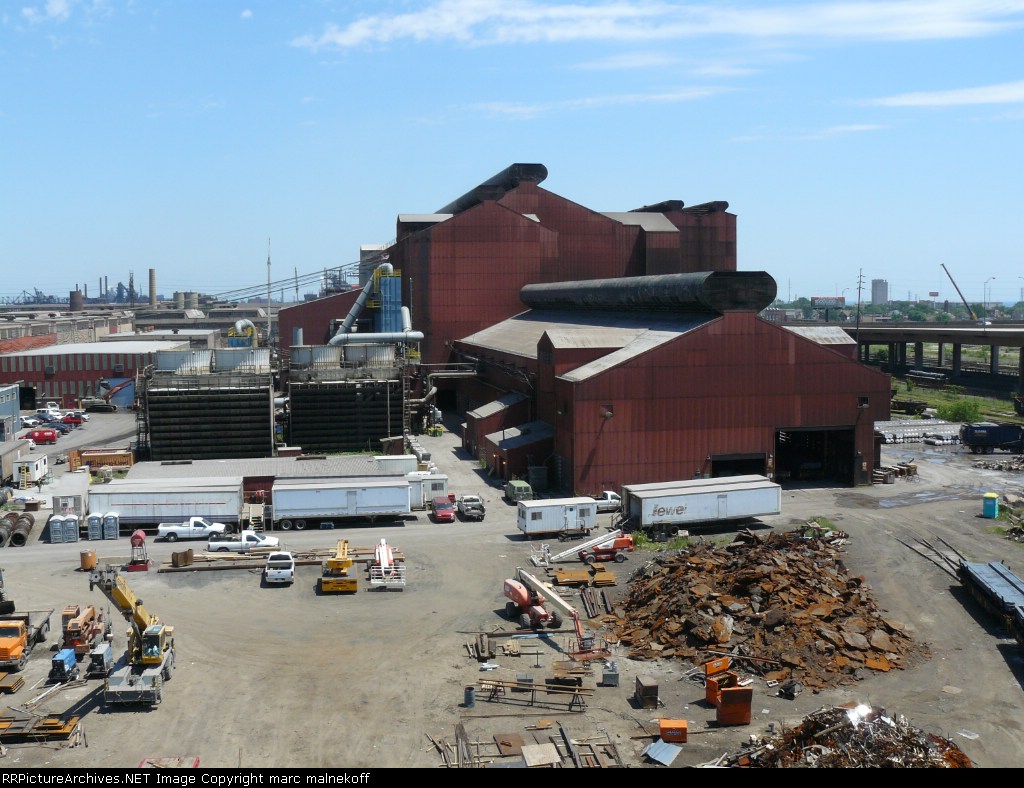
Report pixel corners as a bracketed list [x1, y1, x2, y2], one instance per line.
[4, 1, 1024, 307]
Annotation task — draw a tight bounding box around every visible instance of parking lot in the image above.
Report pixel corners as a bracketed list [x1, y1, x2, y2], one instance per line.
[2, 412, 1024, 768]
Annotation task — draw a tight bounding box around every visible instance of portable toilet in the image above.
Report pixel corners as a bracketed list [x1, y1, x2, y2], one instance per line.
[63, 514, 80, 543]
[103, 512, 120, 540]
[86, 513, 103, 541]
[982, 493, 999, 519]
[48, 515, 65, 544]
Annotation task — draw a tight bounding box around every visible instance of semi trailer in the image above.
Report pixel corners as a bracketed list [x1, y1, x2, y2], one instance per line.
[86, 477, 244, 532]
[616, 475, 782, 539]
[269, 476, 413, 530]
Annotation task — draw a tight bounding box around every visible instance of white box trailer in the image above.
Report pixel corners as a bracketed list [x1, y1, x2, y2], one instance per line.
[270, 476, 412, 530]
[517, 497, 598, 541]
[13, 456, 49, 486]
[0, 440, 30, 487]
[619, 475, 782, 538]
[86, 476, 244, 529]
[405, 472, 449, 510]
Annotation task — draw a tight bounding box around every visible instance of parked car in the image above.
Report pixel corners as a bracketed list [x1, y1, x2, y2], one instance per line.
[60, 413, 83, 427]
[67, 410, 90, 421]
[19, 437, 36, 449]
[263, 552, 296, 585]
[20, 416, 41, 427]
[430, 496, 456, 523]
[46, 421, 73, 435]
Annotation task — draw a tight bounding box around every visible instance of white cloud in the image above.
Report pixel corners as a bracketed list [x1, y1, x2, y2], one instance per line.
[291, 0, 1024, 51]
[799, 123, 885, 139]
[471, 85, 731, 119]
[22, 0, 73, 24]
[241, 9, 253, 20]
[866, 80, 1024, 107]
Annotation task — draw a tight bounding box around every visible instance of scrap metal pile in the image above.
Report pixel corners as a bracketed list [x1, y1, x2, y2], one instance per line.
[613, 528, 929, 690]
[720, 704, 972, 768]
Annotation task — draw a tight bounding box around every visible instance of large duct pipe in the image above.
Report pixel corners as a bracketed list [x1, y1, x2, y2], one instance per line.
[436, 163, 548, 215]
[401, 306, 412, 332]
[330, 262, 394, 342]
[9, 513, 35, 547]
[292, 327, 303, 346]
[330, 330, 423, 347]
[149, 268, 157, 307]
[519, 271, 777, 313]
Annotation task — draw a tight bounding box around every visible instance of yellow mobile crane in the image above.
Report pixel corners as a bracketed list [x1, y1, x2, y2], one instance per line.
[89, 565, 175, 705]
[941, 263, 981, 322]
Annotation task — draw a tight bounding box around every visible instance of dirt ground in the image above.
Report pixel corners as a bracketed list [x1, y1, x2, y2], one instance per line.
[3, 413, 1024, 769]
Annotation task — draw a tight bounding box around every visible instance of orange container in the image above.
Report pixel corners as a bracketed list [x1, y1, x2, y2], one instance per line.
[705, 670, 739, 705]
[659, 719, 688, 743]
[716, 687, 753, 726]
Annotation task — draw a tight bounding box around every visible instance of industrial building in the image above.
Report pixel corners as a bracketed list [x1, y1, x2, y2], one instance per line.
[0, 340, 189, 409]
[278, 162, 893, 490]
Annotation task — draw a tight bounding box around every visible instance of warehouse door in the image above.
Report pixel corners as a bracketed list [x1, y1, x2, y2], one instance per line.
[774, 428, 856, 485]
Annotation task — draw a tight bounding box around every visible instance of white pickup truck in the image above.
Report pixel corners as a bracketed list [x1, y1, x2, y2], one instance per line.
[263, 552, 296, 585]
[590, 490, 622, 513]
[158, 517, 230, 542]
[207, 530, 280, 553]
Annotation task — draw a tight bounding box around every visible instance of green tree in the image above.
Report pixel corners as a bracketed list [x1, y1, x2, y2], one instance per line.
[936, 398, 981, 422]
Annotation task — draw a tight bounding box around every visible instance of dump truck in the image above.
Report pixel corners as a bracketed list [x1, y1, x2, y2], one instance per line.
[616, 475, 782, 539]
[959, 423, 1024, 454]
[0, 610, 54, 671]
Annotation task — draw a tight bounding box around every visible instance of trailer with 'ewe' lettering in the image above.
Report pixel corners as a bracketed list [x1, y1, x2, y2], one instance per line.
[615, 475, 782, 540]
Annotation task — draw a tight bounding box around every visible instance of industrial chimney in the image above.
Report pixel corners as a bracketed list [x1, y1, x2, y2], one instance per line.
[149, 268, 157, 307]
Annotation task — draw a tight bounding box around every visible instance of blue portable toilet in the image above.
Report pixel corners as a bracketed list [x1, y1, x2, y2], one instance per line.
[103, 512, 120, 540]
[63, 514, 79, 543]
[983, 493, 999, 519]
[48, 515, 65, 544]
[87, 513, 103, 541]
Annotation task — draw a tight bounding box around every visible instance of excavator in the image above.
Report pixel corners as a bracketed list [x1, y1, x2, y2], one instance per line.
[502, 568, 611, 662]
[79, 377, 134, 413]
[88, 565, 175, 705]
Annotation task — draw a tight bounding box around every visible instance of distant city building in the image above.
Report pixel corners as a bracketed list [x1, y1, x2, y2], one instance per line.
[871, 279, 889, 305]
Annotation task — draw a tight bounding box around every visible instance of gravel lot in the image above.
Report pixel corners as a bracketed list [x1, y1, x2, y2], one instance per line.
[2, 412, 1024, 769]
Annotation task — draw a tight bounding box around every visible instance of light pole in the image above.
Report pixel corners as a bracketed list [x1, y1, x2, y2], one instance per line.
[984, 277, 995, 311]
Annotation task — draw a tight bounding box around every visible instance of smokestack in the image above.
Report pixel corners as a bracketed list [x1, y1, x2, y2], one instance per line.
[149, 268, 157, 307]
[105, 276, 109, 299]
[98, 278, 102, 300]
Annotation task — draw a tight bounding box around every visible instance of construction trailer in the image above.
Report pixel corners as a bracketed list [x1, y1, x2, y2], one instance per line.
[13, 456, 49, 488]
[516, 497, 598, 541]
[617, 475, 782, 539]
[269, 476, 412, 530]
[85, 476, 244, 532]
[0, 441, 30, 487]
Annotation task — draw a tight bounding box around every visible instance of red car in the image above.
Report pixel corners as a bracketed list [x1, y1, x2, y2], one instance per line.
[430, 496, 456, 523]
[60, 413, 83, 427]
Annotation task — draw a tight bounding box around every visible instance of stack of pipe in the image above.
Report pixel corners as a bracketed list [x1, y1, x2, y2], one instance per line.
[0, 513, 16, 547]
[8, 513, 35, 547]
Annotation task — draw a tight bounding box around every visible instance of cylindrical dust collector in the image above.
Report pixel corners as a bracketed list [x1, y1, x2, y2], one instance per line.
[174, 291, 185, 309]
[69, 291, 84, 311]
[186, 292, 199, 309]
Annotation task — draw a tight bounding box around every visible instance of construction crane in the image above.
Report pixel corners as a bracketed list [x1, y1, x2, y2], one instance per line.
[505, 568, 611, 662]
[941, 263, 978, 322]
[88, 565, 175, 705]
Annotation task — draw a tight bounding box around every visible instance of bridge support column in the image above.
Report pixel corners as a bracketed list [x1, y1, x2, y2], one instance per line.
[952, 344, 962, 376]
[914, 342, 924, 369]
[990, 345, 1001, 375]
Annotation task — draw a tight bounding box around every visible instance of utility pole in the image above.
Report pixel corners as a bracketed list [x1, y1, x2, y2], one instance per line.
[266, 239, 272, 348]
[855, 269, 863, 361]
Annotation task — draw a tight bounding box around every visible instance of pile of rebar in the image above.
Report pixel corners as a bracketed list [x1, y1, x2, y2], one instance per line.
[720, 704, 973, 768]
[613, 528, 929, 689]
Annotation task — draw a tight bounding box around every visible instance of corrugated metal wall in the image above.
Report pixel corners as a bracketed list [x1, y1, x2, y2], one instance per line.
[558, 312, 890, 493]
[288, 379, 403, 453]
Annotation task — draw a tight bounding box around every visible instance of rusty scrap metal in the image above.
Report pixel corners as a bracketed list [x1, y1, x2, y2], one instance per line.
[720, 705, 973, 768]
[612, 528, 928, 690]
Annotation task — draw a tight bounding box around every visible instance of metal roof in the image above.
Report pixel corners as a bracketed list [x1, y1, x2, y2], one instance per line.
[2, 340, 188, 357]
[272, 476, 410, 491]
[484, 420, 554, 449]
[783, 326, 856, 345]
[467, 391, 528, 419]
[126, 455, 400, 481]
[460, 310, 714, 361]
[600, 211, 677, 231]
